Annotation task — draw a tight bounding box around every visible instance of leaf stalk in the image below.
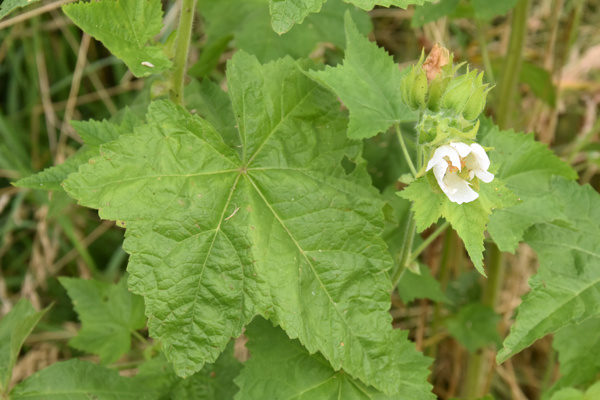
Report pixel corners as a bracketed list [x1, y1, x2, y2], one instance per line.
[395, 123, 418, 177]
[409, 221, 450, 264]
[495, 0, 529, 129]
[171, 0, 197, 106]
[391, 212, 417, 288]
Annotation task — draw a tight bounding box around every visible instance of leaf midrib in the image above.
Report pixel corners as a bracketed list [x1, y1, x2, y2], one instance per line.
[178, 173, 243, 348]
[244, 84, 319, 167]
[244, 173, 379, 376]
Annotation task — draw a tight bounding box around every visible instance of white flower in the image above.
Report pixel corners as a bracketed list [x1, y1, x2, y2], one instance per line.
[426, 142, 494, 204]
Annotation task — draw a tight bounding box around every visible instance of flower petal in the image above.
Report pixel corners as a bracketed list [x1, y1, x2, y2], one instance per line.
[444, 172, 479, 204]
[475, 169, 494, 183]
[468, 143, 491, 171]
[450, 142, 471, 158]
[432, 160, 449, 191]
[426, 145, 460, 171]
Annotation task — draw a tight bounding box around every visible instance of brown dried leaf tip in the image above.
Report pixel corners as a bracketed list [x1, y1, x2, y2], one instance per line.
[422, 43, 450, 82]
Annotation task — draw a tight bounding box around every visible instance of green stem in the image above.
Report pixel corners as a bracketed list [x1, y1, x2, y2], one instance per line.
[131, 329, 149, 346]
[541, 347, 557, 391]
[463, 243, 504, 399]
[475, 19, 495, 83]
[170, 0, 197, 106]
[395, 123, 418, 177]
[566, 117, 600, 163]
[482, 244, 503, 308]
[495, 0, 529, 129]
[391, 212, 417, 288]
[409, 221, 450, 264]
[426, 226, 454, 360]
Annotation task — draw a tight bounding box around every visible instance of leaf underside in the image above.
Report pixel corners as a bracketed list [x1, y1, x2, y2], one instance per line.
[63, 51, 432, 397]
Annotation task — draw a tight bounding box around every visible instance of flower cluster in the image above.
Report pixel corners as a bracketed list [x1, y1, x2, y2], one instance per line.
[426, 142, 494, 204]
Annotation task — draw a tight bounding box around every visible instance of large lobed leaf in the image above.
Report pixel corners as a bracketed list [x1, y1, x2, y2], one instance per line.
[60, 277, 146, 364]
[235, 317, 431, 399]
[480, 118, 577, 253]
[62, 0, 171, 77]
[63, 51, 432, 396]
[309, 13, 416, 139]
[497, 178, 600, 362]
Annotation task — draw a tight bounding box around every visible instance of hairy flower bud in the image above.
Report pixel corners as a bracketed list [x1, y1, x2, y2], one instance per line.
[400, 44, 491, 124]
[440, 69, 491, 121]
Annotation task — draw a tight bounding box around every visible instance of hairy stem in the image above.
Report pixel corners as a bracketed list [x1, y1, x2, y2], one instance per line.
[475, 19, 495, 83]
[171, 0, 197, 106]
[409, 221, 450, 264]
[426, 226, 454, 361]
[495, 0, 529, 129]
[391, 212, 417, 288]
[395, 123, 418, 176]
[463, 243, 504, 399]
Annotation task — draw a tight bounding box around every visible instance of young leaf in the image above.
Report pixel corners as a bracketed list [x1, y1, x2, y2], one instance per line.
[520, 61, 556, 107]
[397, 263, 452, 304]
[445, 303, 501, 353]
[0, 299, 48, 394]
[0, 0, 42, 20]
[470, 0, 518, 20]
[59, 277, 146, 364]
[348, 0, 432, 10]
[9, 359, 154, 400]
[62, 51, 431, 396]
[411, 0, 461, 28]
[14, 111, 143, 191]
[62, 0, 172, 77]
[309, 13, 416, 139]
[135, 342, 242, 400]
[547, 382, 600, 400]
[480, 118, 577, 252]
[197, 0, 371, 63]
[269, 0, 326, 34]
[270, 0, 432, 33]
[548, 318, 600, 397]
[14, 149, 97, 191]
[498, 178, 600, 363]
[399, 176, 518, 275]
[235, 317, 433, 399]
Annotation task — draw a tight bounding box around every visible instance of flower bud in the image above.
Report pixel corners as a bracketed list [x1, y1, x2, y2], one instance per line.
[440, 69, 491, 121]
[400, 53, 428, 111]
